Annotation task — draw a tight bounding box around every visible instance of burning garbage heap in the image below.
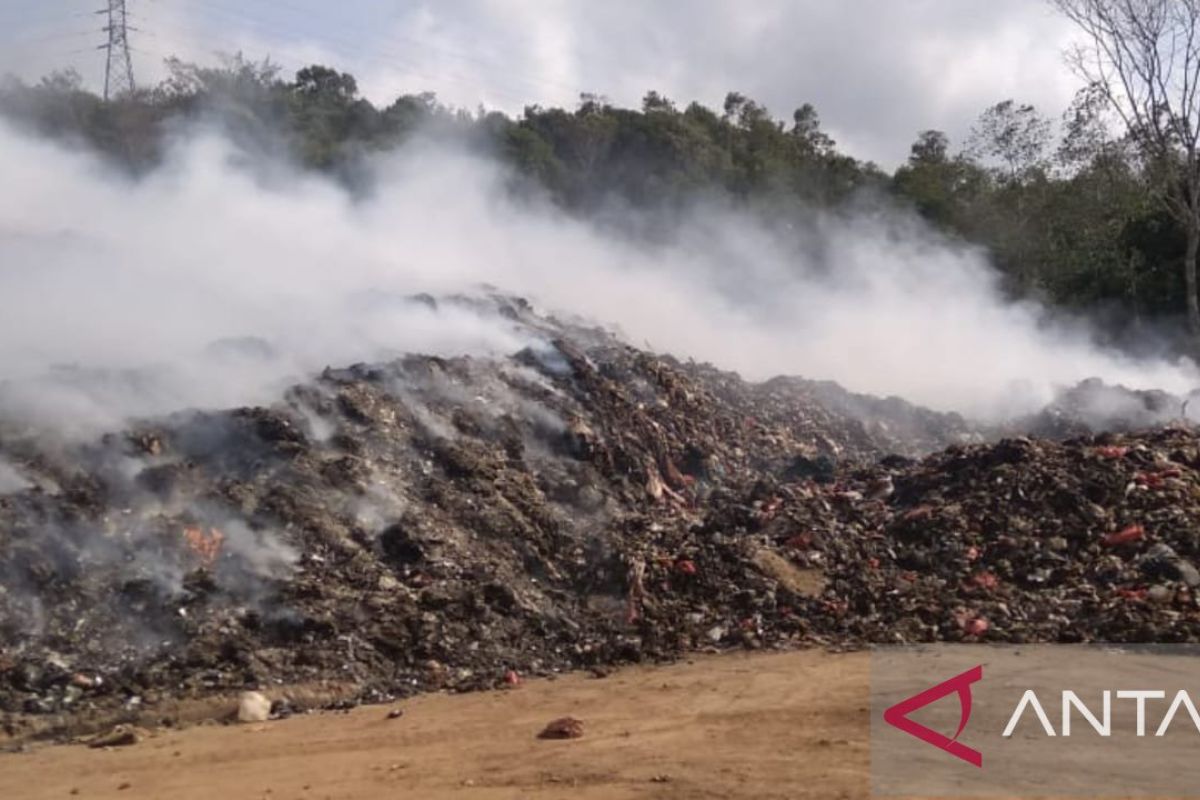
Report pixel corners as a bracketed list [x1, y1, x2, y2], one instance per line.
[1020, 377, 1193, 439]
[1, 295, 1199, 737]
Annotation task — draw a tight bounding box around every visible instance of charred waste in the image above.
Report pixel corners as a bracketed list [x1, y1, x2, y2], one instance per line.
[2, 294, 1200, 740]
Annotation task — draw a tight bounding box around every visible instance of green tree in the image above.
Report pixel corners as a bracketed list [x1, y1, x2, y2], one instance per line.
[966, 100, 1053, 181]
[1053, 0, 1200, 342]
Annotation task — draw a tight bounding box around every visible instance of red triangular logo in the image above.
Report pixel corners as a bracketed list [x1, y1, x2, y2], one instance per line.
[883, 664, 983, 768]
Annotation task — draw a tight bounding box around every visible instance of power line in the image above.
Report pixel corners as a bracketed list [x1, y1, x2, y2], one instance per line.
[102, 0, 135, 99]
[2, 29, 98, 47]
[0, 0, 86, 24]
[144, 0, 582, 104]
[169, 0, 516, 93]
[12, 0, 589, 108]
[119, 14, 312, 78]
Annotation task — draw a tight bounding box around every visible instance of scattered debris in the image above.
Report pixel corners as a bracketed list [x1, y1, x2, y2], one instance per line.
[537, 717, 584, 740]
[87, 725, 141, 748]
[237, 692, 272, 724]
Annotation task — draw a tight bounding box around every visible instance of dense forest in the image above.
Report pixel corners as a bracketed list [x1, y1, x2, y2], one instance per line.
[0, 53, 1191, 350]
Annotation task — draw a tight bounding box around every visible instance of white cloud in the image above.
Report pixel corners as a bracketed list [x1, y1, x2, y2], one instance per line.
[0, 0, 1083, 166]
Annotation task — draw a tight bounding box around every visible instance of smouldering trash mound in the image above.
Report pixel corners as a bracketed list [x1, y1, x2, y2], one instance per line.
[2, 294, 1200, 739]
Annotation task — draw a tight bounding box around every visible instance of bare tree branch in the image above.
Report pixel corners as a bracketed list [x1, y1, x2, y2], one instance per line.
[1052, 0, 1200, 337]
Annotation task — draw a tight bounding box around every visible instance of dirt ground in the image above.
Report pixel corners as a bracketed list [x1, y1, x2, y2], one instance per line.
[0, 649, 869, 800]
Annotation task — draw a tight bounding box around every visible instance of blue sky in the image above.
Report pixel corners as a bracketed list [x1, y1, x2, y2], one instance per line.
[0, 0, 1082, 166]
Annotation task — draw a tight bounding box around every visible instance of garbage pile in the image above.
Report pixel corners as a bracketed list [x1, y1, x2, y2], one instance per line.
[807, 428, 1200, 644]
[2, 294, 1199, 736]
[1022, 377, 1193, 438]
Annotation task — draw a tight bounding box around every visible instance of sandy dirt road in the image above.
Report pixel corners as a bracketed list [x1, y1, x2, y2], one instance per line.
[0, 650, 869, 800]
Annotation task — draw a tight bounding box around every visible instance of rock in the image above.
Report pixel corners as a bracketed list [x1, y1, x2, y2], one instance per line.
[1148, 585, 1175, 604]
[87, 725, 141, 748]
[537, 717, 584, 740]
[237, 691, 271, 723]
[864, 475, 894, 502]
[1177, 560, 1200, 588]
[752, 549, 824, 597]
[1141, 544, 1200, 587]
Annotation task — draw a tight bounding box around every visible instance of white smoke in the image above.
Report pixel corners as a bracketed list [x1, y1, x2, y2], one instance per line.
[0, 457, 29, 494]
[0, 119, 1195, 432]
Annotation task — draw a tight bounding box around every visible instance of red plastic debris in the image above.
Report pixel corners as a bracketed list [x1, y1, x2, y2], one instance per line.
[953, 609, 989, 637]
[674, 559, 697, 576]
[822, 599, 849, 617]
[902, 505, 934, 522]
[70, 673, 96, 689]
[1134, 472, 1165, 489]
[1133, 467, 1181, 488]
[755, 496, 784, 524]
[783, 533, 813, 550]
[1094, 445, 1128, 459]
[964, 617, 989, 637]
[504, 670, 522, 687]
[1115, 587, 1148, 600]
[969, 571, 999, 590]
[1103, 525, 1145, 547]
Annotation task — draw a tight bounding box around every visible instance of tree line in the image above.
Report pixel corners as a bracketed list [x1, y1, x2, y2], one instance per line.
[0, 0, 1196, 354]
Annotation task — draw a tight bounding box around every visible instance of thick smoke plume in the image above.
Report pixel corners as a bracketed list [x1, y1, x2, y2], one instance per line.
[0, 120, 1195, 432]
[0, 457, 29, 494]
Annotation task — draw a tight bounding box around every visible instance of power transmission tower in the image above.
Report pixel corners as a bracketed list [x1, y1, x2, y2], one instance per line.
[101, 0, 135, 100]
